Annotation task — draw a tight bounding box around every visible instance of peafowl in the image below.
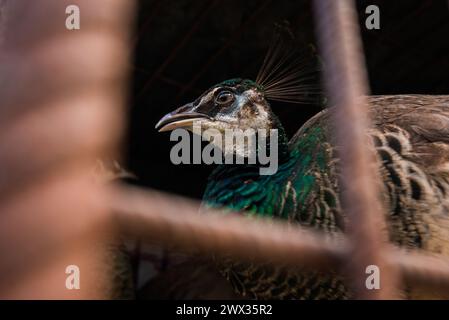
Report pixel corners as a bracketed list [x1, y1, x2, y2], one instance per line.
[155, 40, 449, 299]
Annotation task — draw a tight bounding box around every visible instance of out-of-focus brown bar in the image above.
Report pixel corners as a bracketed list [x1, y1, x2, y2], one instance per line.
[114, 186, 449, 295]
[313, 0, 399, 299]
[0, 0, 134, 298]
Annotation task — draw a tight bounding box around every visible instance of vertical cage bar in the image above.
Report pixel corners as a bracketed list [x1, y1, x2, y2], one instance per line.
[312, 0, 399, 299]
[0, 0, 134, 298]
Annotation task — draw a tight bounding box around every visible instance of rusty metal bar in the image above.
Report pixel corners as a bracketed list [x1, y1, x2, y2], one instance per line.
[113, 186, 347, 270]
[393, 250, 449, 293]
[113, 186, 449, 294]
[0, 0, 134, 298]
[313, 0, 399, 299]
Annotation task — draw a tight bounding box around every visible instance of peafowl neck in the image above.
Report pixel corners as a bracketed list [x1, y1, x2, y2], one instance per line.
[203, 120, 332, 223]
[203, 117, 292, 213]
[268, 113, 290, 162]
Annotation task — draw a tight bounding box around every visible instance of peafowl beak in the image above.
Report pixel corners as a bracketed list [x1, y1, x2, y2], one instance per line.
[155, 104, 212, 132]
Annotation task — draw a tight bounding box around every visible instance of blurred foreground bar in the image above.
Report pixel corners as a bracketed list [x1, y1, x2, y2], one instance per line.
[0, 0, 134, 298]
[313, 0, 399, 299]
[114, 186, 449, 295]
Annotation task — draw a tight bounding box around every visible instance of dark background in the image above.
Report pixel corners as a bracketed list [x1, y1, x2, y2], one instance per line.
[127, 0, 449, 200]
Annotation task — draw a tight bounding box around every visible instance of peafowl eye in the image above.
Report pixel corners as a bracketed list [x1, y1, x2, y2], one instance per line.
[155, 41, 449, 299]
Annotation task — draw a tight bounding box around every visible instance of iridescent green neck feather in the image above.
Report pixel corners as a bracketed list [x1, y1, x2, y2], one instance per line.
[203, 117, 336, 228]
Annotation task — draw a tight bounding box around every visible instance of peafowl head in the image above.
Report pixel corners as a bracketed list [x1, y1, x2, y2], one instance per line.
[155, 31, 321, 173]
[155, 78, 282, 135]
[155, 78, 289, 176]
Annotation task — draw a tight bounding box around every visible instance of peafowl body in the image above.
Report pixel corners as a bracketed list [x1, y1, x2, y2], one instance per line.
[156, 79, 449, 299]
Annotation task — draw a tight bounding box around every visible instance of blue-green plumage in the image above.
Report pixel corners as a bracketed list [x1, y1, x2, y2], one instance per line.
[203, 116, 339, 229]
